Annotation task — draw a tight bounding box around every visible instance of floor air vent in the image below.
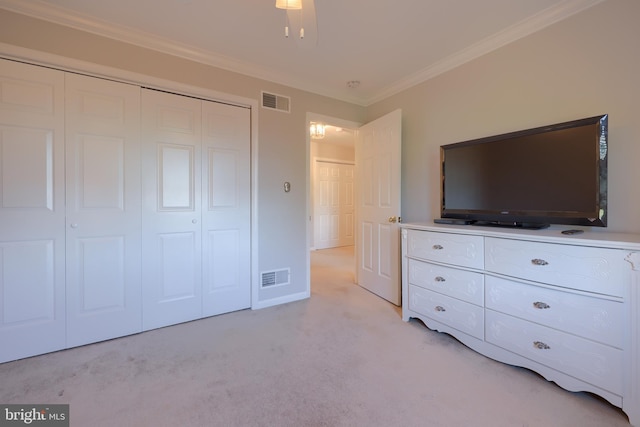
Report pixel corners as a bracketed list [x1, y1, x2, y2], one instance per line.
[261, 91, 290, 113]
[261, 268, 290, 288]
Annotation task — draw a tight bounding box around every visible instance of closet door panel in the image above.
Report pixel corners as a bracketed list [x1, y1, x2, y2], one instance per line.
[1, 128, 55, 209]
[202, 102, 251, 316]
[142, 89, 202, 331]
[65, 73, 142, 347]
[160, 144, 195, 209]
[0, 60, 65, 363]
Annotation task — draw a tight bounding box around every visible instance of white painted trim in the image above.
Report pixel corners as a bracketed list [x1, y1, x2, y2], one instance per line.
[308, 113, 362, 132]
[0, 0, 363, 105]
[0, 42, 261, 310]
[0, 42, 253, 109]
[251, 291, 310, 311]
[314, 157, 355, 166]
[366, 0, 607, 105]
[250, 109, 261, 311]
[0, 0, 602, 106]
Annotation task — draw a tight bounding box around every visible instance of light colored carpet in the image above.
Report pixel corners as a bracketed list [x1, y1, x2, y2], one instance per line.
[0, 246, 630, 426]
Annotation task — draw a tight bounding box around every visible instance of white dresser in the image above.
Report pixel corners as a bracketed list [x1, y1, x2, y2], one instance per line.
[401, 223, 640, 427]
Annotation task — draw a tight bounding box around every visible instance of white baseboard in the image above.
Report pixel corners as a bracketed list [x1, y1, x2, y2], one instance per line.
[252, 291, 310, 310]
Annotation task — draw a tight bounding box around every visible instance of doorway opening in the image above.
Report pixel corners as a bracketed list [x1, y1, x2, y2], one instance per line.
[310, 245, 356, 296]
[307, 113, 360, 289]
[307, 110, 402, 305]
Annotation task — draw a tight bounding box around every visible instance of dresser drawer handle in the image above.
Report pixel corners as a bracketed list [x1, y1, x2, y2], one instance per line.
[533, 341, 551, 350]
[432, 244, 444, 250]
[435, 305, 446, 312]
[434, 276, 446, 282]
[531, 258, 549, 266]
[533, 301, 550, 309]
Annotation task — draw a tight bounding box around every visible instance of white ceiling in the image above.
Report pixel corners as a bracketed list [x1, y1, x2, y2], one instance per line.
[0, 0, 603, 106]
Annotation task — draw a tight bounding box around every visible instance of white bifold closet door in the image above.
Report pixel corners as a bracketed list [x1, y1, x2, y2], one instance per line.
[0, 59, 251, 363]
[142, 90, 203, 330]
[141, 89, 250, 331]
[200, 100, 251, 317]
[65, 73, 142, 347]
[0, 60, 66, 363]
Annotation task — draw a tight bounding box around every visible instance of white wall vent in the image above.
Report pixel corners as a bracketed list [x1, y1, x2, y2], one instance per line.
[261, 268, 290, 288]
[261, 91, 291, 113]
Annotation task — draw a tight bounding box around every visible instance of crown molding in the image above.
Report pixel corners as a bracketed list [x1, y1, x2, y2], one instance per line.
[1, 0, 605, 107]
[0, 0, 365, 104]
[364, 0, 606, 105]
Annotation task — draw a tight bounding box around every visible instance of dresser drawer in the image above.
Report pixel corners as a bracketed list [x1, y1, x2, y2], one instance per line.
[408, 259, 484, 306]
[485, 276, 623, 348]
[485, 237, 629, 297]
[409, 285, 484, 339]
[486, 310, 623, 395]
[407, 230, 483, 269]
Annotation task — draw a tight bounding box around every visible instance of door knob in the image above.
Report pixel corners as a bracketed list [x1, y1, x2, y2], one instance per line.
[388, 216, 397, 223]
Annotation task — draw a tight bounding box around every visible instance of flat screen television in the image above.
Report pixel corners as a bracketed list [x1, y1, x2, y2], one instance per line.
[440, 114, 608, 229]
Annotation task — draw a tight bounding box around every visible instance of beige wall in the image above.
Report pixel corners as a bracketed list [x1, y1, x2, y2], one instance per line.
[0, 9, 365, 306]
[2, 0, 640, 312]
[368, 0, 640, 234]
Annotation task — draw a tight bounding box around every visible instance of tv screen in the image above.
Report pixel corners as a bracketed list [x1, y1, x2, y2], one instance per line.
[440, 114, 608, 228]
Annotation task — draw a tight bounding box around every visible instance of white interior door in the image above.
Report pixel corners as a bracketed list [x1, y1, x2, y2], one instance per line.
[314, 160, 354, 249]
[65, 73, 142, 347]
[201, 100, 251, 317]
[141, 89, 203, 331]
[0, 59, 66, 362]
[356, 109, 402, 305]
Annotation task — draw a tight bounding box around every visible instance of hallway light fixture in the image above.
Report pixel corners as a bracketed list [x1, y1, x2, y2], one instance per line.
[310, 122, 325, 139]
[275, 0, 302, 10]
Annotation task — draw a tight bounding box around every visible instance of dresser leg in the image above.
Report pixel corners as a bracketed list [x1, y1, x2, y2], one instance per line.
[624, 252, 640, 427]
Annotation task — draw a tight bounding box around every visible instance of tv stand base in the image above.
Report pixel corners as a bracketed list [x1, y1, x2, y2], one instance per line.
[472, 221, 550, 230]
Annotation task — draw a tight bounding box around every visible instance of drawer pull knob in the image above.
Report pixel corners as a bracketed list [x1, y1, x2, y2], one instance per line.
[531, 258, 549, 266]
[533, 301, 550, 309]
[433, 244, 444, 250]
[533, 341, 551, 350]
[435, 305, 446, 312]
[434, 276, 446, 282]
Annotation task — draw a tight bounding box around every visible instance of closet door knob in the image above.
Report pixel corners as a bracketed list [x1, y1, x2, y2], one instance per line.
[70, 223, 78, 229]
[533, 341, 551, 350]
[533, 301, 550, 309]
[192, 219, 198, 224]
